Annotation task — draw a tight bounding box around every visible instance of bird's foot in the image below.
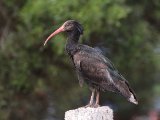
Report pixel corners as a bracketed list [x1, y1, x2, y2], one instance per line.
[84, 103, 95, 108]
[93, 103, 100, 108]
[84, 103, 100, 108]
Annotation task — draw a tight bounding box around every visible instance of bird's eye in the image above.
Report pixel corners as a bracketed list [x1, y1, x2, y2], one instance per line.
[65, 24, 74, 31]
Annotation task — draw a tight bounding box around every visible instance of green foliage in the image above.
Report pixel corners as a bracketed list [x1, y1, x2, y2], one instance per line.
[0, 0, 160, 119]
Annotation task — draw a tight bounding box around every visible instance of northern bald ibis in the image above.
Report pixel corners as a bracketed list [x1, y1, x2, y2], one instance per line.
[44, 20, 138, 107]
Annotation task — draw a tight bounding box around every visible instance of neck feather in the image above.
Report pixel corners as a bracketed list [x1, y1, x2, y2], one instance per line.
[65, 30, 81, 56]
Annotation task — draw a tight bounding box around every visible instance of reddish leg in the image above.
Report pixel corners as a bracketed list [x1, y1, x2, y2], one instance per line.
[85, 89, 95, 107]
[94, 91, 100, 108]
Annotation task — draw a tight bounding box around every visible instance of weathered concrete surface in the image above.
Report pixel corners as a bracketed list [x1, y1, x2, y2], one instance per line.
[65, 106, 113, 120]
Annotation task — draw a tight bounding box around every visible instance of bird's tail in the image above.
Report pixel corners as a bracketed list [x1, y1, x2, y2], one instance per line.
[128, 87, 138, 105]
[114, 80, 138, 105]
[128, 92, 138, 105]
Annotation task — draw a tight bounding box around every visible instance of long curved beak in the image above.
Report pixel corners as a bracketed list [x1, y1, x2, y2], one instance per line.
[44, 25, 65, 46]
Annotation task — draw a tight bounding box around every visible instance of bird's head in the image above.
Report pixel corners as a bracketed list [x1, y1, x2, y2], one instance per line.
[44, 20, 83, 46]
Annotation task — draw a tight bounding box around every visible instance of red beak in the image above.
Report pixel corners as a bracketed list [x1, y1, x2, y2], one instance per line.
[44, 25, 65, 46]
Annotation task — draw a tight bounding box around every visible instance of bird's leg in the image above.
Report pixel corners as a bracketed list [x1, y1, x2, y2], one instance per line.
[96, 91, 100, 105]
[94, 91, 100, 108]
[85, 89, 95, 107]
[89, 89, 95, 105]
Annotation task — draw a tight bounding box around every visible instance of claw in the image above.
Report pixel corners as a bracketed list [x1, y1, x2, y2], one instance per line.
[93, 104, 100, 108]
[83, 103, 100, 108]
[84, 103, 95, 108]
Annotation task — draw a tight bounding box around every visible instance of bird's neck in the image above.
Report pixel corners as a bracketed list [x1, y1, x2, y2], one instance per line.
[65, 31, 80, 56]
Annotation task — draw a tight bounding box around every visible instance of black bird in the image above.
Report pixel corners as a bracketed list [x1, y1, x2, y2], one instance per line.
[44, 20, 138, 107]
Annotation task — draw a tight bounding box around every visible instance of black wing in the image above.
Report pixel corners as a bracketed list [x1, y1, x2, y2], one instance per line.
[73, 44, 123, 85]
[73, 44, 138, 104]
[76, 44, 119, 74]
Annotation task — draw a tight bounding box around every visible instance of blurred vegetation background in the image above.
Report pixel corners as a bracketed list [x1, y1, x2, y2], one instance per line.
[0, 0, 160, 120]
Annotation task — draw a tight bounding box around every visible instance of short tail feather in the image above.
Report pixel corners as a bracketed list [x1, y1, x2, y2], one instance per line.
[129, 93, 138, 105]
[114, 79, 138, 105]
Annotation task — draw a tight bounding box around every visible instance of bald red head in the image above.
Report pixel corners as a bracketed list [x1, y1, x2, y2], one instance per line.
[44, 20, 83, 46]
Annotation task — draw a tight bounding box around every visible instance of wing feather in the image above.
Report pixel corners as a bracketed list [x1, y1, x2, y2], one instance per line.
[72, 44, 138, 104]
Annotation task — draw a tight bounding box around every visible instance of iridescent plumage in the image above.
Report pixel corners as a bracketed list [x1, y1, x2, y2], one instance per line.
[44, 20, 138, 107]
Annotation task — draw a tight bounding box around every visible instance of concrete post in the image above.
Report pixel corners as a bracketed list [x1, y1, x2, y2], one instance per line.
[65, 106, 113, 120]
